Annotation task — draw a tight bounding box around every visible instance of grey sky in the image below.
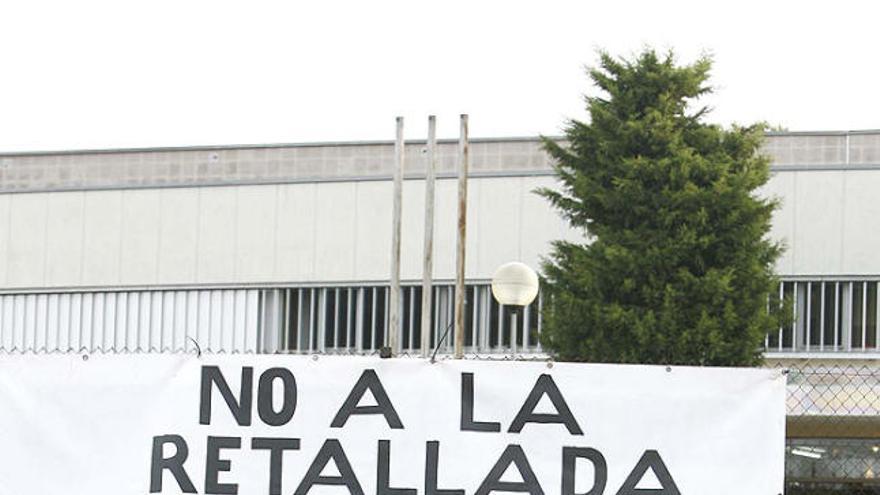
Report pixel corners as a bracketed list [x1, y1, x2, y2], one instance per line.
[1, 0, 877, 152]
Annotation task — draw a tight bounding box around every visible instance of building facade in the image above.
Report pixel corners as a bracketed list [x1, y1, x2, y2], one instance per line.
[1, 130, 879, 490]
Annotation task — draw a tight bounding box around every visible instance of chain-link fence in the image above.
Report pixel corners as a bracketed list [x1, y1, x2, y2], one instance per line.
[784, 364, 880, 494]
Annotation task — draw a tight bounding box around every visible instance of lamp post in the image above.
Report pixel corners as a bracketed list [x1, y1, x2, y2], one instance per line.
[491, 262, 539, 355]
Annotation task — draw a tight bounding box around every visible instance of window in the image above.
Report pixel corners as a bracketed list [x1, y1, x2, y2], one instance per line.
[787, 438, 880, 490]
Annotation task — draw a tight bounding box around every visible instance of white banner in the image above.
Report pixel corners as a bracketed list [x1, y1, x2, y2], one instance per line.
[0, 355, 785, 494]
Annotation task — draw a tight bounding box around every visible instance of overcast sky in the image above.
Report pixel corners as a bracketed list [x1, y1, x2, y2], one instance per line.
[0, 0, 877, 152]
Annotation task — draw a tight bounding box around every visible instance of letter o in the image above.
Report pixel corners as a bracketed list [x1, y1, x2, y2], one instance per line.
[257, 368, 297, 426]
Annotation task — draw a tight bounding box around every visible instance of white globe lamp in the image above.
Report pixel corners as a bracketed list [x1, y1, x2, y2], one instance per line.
[491, 262, 539, 354]
[491, 262, 539, 307]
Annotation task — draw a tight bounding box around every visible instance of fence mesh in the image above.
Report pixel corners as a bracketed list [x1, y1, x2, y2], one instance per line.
[784, 364, 880, 494]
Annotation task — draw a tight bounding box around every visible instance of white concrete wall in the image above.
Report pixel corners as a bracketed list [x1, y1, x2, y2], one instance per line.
[763, 169, 880, 277]
[1, 166, 876, 291]
[0, 176, 580, 289]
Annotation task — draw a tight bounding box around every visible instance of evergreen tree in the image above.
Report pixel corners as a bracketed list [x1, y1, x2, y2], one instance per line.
[539, 50, 782, 366]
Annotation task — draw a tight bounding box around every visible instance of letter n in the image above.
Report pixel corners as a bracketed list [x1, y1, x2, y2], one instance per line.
[200, 365, 253, 426]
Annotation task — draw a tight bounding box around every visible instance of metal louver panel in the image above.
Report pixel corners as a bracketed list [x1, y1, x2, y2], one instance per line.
[0, 289, 261, 354]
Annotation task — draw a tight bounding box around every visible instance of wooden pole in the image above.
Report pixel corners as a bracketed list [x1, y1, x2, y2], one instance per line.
[454, 114, 469, 358]
[389, 116, 404, 356]
[421, 115, 436, 358]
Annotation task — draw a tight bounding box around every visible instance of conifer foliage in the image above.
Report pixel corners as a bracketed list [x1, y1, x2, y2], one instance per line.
[539, 50, 782, 366]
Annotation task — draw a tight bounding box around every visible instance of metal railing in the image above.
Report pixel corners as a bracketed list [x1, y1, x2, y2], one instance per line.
[0, 283, 544, 355]
[261, 283, 544, 355]
[768, 280, 880, 354]
[5, 278, 880, 357]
